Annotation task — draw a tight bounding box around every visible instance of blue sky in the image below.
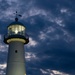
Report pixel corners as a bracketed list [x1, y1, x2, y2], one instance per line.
[0, 0, 75, 75]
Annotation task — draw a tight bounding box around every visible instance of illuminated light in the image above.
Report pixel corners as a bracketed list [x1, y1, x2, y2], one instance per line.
[15, 29, 18, 34]
[7, 38, 26, 43]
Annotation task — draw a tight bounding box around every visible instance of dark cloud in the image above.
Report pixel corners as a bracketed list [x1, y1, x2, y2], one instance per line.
[28, 39, 75, 75]
[65, 22, 75, 35]
[0, 0, 10, 11]
[35, 0, 72, 14]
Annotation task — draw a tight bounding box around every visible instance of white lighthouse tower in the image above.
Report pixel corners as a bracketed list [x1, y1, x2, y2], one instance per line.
[4, 16, 29, 75]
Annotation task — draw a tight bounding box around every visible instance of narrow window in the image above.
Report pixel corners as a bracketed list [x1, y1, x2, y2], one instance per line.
[15, 50, 18, 53]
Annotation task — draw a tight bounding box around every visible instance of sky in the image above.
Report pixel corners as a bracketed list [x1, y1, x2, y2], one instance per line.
[0, 0, 75, 75]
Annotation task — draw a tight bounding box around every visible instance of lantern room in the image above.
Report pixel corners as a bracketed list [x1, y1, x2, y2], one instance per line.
[4, 21, 29, 44]
[8, 22, 25, 36]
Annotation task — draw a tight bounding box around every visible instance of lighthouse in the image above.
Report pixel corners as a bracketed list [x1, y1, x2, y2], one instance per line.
[4, 16, 29, 75]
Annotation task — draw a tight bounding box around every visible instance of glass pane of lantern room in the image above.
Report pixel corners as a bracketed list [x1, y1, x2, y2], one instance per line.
[18, 25, 25, 35]
[18, 25, 22, 35]
[14, 25, 19, 34]
[8, 26, 13, 35]
[22, 26, 25, 35]
[11, 25, 15, 35]
[8, 26, 10, 35]
[20, 25, 23, 35]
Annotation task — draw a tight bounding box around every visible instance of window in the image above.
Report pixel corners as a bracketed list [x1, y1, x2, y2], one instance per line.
[15, 50, 18, 53]
[8, 25, 25, 36]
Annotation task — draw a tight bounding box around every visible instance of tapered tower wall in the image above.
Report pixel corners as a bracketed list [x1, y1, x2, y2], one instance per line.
[6, 41, 26, 75]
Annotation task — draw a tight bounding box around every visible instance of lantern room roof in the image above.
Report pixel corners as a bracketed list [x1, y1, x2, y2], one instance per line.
[8, 21, 25, 27]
